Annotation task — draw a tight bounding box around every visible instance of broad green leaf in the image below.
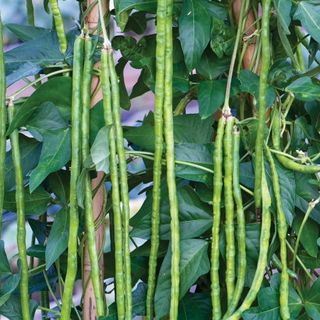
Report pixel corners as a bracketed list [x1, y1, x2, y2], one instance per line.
[4, 32, 65, 86]
[4, 187, 51, 216]
[27, 101, 68, 137]
[175, 143, 213, 184]
[102, 282, 147, 319]
[124, 11, 147, 34]
[90, 126, 110, 174]
[243, 274, 303, 319]
[131, 184, 212, 240]
[47, 170, 70, 206]
[179, 0, 211, 70]
[293, 213, 319, 258]
[0, 274, 20, 307]
[178, 293, 211, 320]
[239, 70, 276, 108]
[46, 208, 69, 269]
[26, 244, 45, 260]
[116, 58, 131, 110]
[202, 1, 227, 20]
[154, 239, 210, 319]
[5, 24, 50, 41]
[239, 161, 255, 189]
[286, 77, 320, 101]
[198, 79, 239, 118]
[0, 296, 37, 320]
[294, 1, 320, 44]
[30, 128, 71, 192]
[7, 77, 72, 134]
[0, 241, 11, 278]
[5, 136, 41, 191]
[90, 101, 105, 145]
[273, 0, 292, 34]
[303, 277, 320, 319]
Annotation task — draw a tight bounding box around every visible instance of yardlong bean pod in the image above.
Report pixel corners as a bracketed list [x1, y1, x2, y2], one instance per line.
[146, 0, 166, 317]
[8, 100, 30, 320]
[0, 16, 6, 239]
[49, 0, 67, 54]
[163, 1, 180, 318]
[211, 118, 225, 320]
[224, 116, 235, 305]
[265, 146, 289, 320]
[101, 48, 125, 319]
[223, 126, 246, 319]
[108, 49, 133, 319]
[229, 164, 271, 320]
[60, 34, 84, 320]
[272, 106, 320, 173]
[254, 0, 272, 210]
[81, 35, 105, 317]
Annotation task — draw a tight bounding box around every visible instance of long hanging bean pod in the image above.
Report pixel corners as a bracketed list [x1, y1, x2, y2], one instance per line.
[49, 0, 67, 54]
[211, 118, 225, 320]
[0, 16, 6, 239]
[26, 0, 35, 25]
[224, 116, 235, 305]
[272, 106, 320, 173]
[8, 100, 30, 320]
[60, 34, 84, 320]
[265, 146, 289, 320]
[108, 51, 133, 318]
[101, 48, 125, 319]
[145, 0, 166, 318]
[254, 0, 272, 210]
[229, 164, 271, 320]
[223, 126, 246, 319]
[81, 35, 105, 317]
[163, 2, 180, 319]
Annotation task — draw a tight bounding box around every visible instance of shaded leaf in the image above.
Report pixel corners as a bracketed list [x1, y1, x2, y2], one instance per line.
[286, 77, 320, 101]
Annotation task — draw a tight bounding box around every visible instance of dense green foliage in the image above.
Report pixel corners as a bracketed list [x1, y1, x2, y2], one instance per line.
[1, 0, 320, 319]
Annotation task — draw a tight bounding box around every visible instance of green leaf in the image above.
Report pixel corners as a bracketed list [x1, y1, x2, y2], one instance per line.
[90, 126, 110, 174]
[46, 208, 69, 269]
[294, 1, 320, 44]
[131, 184, 212, 240]
[178, 293, 211, 320]
[179, 0, 211, 70]
[273, 0, 292, 34]
[124, 11, 147, 34]
[5, 136, 41, 191]
[286, 77, 320, 101]
[116, 58, 131, 110]
[243, 274, 303, 319]
[5, 32, 66, 86]
[7, 77, 72, 134]
[26, 244, 45, 260]
[0, 274, 20, 307]
[0, 241, 11, 278]
[303, 277, 320, 319]
[239, 70, 276, 108]
[47, 170, 70, 206]
[90, 101, 105, 145]
[154, 239, 210, 319]
[4, 187, 51, 216]
[198, 79, 239, 118]
[5, 24, 50, 41]
[102, 282, 147, 319]
[293, 213, 319, 258]
[27, 101, 68, 136]
[0, 295, 37, 320]
[30, 128, 71, 192]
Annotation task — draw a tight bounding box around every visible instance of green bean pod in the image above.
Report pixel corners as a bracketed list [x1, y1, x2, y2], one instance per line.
[8, 101, 30, 320]
[229, 163, 271, 320]
[49, 0, 67, 54]
[0, 16, 6, 239]
[272, 107, 320, 173]
[223, 126, 246, 319]
[211, 118, 225, 320]
[81, 36, 105, 317]
[60, 35, 84, 320]
[108, 52, 133, 318]
[224, 116, 235, 305]
[254, 0, 272, 210]
[145, 0, 166, 318]
[101, 48, 125, 319]
[26, 0, 35, 25]
[265, 146, 289, 319]
[162, 2, 180, 319]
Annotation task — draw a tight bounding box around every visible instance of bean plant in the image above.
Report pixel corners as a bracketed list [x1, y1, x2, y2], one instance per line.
[1, 0, 320, 319]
